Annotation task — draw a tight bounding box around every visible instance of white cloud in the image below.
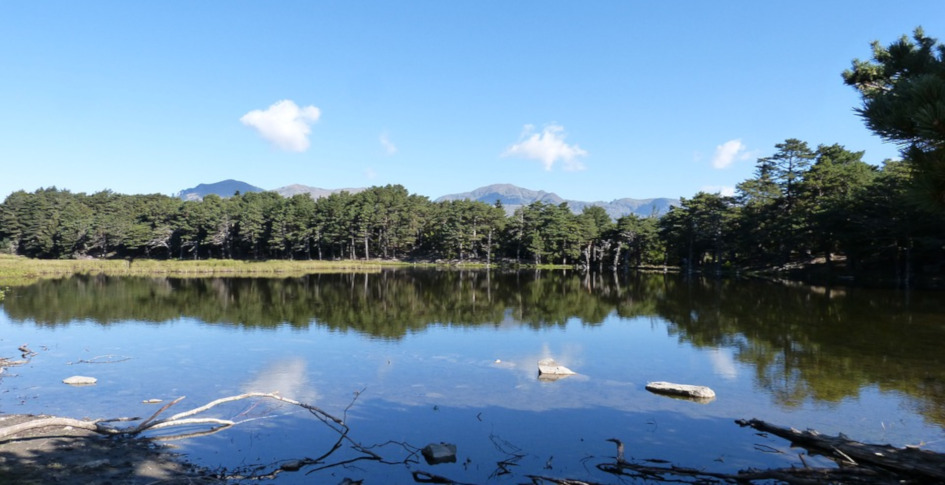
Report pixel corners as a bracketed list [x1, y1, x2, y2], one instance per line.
[711, 139, 751, 169]
[701, 185, 736, 197]
[240, 100, 321, 152]
[379, 131, 397, 155]
[364, 167, 377, 179]
[502, 124, 588, 171]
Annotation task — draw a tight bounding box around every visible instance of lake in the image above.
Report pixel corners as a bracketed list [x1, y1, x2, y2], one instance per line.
[1, 270, 944, 483]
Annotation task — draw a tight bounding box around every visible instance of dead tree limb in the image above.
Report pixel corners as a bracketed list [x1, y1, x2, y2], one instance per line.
[0, 392, 345, 443]
[0, 416, 117, 440]
[736, 418, 945, 482]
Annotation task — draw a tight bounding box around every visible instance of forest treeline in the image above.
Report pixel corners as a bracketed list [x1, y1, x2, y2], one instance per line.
[0, 140, 941, 285]
[0, 182, 656, 269]
[1, 28, 943, 284]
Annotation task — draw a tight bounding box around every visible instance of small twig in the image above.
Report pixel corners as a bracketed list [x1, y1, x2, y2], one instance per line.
[132, 395, 186, 433]
[147, 424, 234, 442]
[832, 446, 858, 465]
[606, 438, 625, 463]
[67, 354, 132, 365]
[146, 417, 236, 431]
[412, 470, 477, 484]
[753, 443, 784, 454]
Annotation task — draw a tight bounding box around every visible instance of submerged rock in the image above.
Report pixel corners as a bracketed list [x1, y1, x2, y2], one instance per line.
[421, 442, 457, 465]
[63, 376, 97, 386]
[537, 358, 576, 378]
[645, 381, 715, 402]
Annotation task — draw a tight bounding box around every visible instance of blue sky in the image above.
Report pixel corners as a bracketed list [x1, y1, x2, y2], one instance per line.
[2, 2, 944, 203]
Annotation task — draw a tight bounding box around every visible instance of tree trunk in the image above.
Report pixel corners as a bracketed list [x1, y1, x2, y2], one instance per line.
[486, 229, 493, 266]
[612, 244, 621, 273]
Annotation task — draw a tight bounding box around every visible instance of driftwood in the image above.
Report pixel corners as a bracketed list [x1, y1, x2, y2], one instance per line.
[0, 386, 423, 481]
[532, 420, 945, 485]
[0, 392, 344, 442]
[736, 418, 945, 482]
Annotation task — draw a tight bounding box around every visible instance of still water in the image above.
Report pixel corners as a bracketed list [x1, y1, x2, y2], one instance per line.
[1, 270, 944, 483]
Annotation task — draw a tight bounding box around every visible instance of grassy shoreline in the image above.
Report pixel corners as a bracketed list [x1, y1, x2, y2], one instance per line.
[0, 255, 422, 286]
[0, 254, 581, 287]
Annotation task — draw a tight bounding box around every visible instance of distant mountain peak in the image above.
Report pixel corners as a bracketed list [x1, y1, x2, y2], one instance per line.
[273, 184, 366, 199]
[437, 184, 678, 219]
[176, 180, 264, 201]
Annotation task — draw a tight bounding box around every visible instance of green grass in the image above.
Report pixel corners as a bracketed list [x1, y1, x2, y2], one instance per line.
[0, 255, 425, 287]
[0, 255, 576, 288]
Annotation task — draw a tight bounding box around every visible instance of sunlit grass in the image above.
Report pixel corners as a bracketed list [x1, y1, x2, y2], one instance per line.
[0, 255, 567, 288]
[0, 255, 425, 287]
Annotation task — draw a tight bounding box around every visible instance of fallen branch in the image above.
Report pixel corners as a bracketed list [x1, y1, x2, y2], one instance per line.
[0, 391, 346, 442]
[599, 460, 887, 484]
[736, 418, 945, 482]
[533, 423, 945, 485]
[0, 416, 119, 440]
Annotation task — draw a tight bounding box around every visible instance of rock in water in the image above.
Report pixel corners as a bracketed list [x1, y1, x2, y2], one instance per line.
[645, 381, 715, 401]
[63, 376, 98, 386]
[421, 443, 457, 464]
[537, 358, 576, 377]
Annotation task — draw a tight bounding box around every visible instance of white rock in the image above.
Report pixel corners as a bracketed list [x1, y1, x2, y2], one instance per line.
[537, 358, 576, 376]
[63, 375, 97, 385]
[645, 381, 715, 401]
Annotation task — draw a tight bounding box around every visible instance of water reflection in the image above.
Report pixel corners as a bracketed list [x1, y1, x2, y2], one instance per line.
[242, 358, 319, 404]
[3, 270, 945, 429]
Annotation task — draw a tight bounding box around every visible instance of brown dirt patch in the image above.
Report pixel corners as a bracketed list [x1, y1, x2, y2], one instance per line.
[0, 414, 220, 485]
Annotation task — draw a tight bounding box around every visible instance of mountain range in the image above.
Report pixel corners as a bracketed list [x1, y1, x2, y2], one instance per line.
[176, 179, 264, 201]
[176, 180, 678, 219]
[435, 184, 677, 219]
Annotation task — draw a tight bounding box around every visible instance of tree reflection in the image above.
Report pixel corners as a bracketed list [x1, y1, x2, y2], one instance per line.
[3, 270, 944, 426]
[654, 277, 945, 425]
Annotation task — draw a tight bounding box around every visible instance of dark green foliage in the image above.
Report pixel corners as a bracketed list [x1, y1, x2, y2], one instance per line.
[844, 27, 945, 208]
[1, 185, 657, 268]
[659, 192, 735, 272]
[656, 138, 945, 285]
[2, 156, 940, 284]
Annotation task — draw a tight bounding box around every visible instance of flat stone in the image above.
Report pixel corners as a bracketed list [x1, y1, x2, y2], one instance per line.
[537, 358, 576, 376]
[645, 381, 715, 401]
[63, 376, 98, 386]
[421, 442, 457, 465]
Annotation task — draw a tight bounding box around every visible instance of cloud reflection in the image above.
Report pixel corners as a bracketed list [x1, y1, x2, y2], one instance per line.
[241, 357, 319, 404]
[708, 348, 738, 380]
